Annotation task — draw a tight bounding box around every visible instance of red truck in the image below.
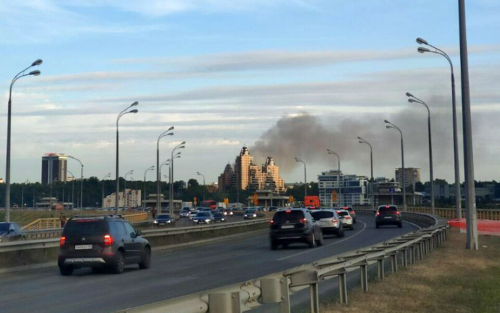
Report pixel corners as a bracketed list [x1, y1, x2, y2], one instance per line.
[304, 196, 320, 209]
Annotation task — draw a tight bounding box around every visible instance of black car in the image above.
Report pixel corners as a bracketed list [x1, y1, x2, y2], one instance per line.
[213, 213, 226, 223]
[0, 222, 25, 242]
[192, 212, 214, 224]
[269, 208, 323, 250]
[154, 214, 175, 226]
[376, 205, 403, 228]
[58, 215, 151, 276]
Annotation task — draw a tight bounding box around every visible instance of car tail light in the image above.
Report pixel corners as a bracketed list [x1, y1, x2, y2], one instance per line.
[104, 234, 113, 246]
[59, 236, 66, 247]
[345, 216, 351, 220]
[395, 211, 400, 215]
[300, 218, 307, 224]
[270, 219, 274, 225]
[376, 212, 380, 216]
[332, 219, 337, 223]
[286, 209, 291, 213]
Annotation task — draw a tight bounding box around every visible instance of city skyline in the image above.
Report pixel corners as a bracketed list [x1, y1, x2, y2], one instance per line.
[1, 1, 499, 185]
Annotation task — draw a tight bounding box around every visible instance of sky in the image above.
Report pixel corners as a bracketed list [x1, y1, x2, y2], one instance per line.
[0, 0, 499, 185]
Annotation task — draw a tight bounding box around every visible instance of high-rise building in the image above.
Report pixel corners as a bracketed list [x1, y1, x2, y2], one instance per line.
[220, 147, 286, 193]
[41, 153, 68, 185]
[318, 170, 370, 207]
[395, 167, 421, 190]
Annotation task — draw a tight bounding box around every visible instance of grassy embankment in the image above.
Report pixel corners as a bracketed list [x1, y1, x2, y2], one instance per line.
[321, 228, 500, 313]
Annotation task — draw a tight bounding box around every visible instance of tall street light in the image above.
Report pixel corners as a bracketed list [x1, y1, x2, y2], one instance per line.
[157, 127, 174, 214]
[327, 149, 341, 207]
[116, 101, 138, 213]
[68, 155, 84, 209]
[143, 165, 155, 209]
[294, 157, 307, 198]
[385, 120, 406, 211]
[170, 142, 185, 215]
[124, 170, 133, 209]
[357, 137, 374, 212]
[67, 171, 75, 209]
[101, 173, 111, 208]
[416, 37, 461, 218]
[197, 172, 206, 201]
[5, 59, 42, 222]
[407, 92, 435, 215]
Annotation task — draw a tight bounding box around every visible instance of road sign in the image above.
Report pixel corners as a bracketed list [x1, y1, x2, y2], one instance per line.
[194, 197, 197, 205]
[332, 190, 338, 203]
[253, 193, 258, 206]
[389, 187, 395, 194]
[224, 198, 228, 205]
[288, 195, 294, 204]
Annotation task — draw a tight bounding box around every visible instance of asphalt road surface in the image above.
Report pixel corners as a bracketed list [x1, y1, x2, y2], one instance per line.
[0, 214, 419, 313]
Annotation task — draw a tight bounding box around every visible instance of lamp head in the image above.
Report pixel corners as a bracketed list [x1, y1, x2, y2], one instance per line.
[359, 141, 364, 144]
[418, 47, 430, 54]
[32, 59, 43, 66]
[180, 141, 186, 145]
[131, 101, 138, 107]
[168, 126, 174, 131]
[386, 125, 392, 129]
[167, 133, 174, 136]
[408, 99, 416, 103]
[29, 70, 41, 76]
[179, 145, 185, 149]
[357, 136, 362, 140]
[405, 92, 414, 98]
[416, 37, 428, 45]
[197, 172, 201, 175]
[384, 120, 390, 124]
[129, 109, 138, 114]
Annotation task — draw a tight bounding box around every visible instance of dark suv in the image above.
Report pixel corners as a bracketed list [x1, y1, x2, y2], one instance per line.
[58, 215, 151, 276]
[375, 205, 402, 228]
[269, 208, 323, 250]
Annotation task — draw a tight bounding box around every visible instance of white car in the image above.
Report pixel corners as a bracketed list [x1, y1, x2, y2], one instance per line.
[179, 207, 194, 218]
[311, 210, 344, 238]
[336, 209, 354, 230]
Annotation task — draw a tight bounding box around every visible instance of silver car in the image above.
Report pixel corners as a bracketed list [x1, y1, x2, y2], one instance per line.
[311, 210, 344, 238]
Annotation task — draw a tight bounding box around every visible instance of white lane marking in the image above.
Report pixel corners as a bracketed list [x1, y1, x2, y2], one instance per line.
[277, 221, 367, 261]
[403, 221, 422, 230]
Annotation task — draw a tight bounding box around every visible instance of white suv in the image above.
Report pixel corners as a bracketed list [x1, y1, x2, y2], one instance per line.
[337, 209, 354, 230]
[311, 210, 344, 238]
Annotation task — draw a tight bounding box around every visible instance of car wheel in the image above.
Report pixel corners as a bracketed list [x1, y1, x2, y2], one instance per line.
[308, 233, 316, 248]
[353, 218, 357, 224]
[338, 228, 344, 238]
[315, 231, 323, 246]
[139, 247, 151, 269]
[270, 240, 278, 250]
[376, 223, 380, 229]
[111, 251, 125, 274]
[398, 222, 403, 228]
[59, 265, 73, 276]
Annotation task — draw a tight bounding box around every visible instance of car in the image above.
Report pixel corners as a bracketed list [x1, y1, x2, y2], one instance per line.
[341, 207, 357, 223]
[376, 205, 403, 228]
[269, 208, 323, 250]
[243, 209, 257, 219]
[337, 210, 354, 230]
[268, 206, 278, 211]
[188, 210, 198, 220]
[311, 210, 344, 238]
[223, 209, 233, 216]
[58, 215, 151, 276]
[192, 212, 214, 224]
[0, 222, 25, 242]
[153, 214, 175, 226]
[179, 207, 193, 218]
[213, 213, 226, 222]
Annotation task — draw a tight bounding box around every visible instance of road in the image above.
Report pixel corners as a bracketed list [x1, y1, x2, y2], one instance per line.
[0, 214, 419, 313]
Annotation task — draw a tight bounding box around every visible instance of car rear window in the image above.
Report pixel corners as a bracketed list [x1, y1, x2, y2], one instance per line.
[379, 206, 398, 213]
[338, 211, 349, 217]
[63, 220, 108, 236]
[273, 211, 305, 224]
[311, 211, 334, 219]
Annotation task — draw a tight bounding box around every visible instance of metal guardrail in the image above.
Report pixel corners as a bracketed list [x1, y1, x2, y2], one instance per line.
[118, 213, 448, 313]
[354, 206, 500, 221]
[0, 219, 269, 253]
[21, 218, 60, 231]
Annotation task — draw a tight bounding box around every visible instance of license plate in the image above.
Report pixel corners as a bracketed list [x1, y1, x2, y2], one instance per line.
[281, 225, 294, 229]
[384, 216, 392, 219]
[75, 245, 92, 250]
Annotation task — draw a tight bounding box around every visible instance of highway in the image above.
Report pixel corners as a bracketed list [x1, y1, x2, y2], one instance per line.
[0, 214, 419, 313]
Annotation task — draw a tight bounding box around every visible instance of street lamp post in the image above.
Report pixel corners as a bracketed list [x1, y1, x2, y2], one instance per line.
[157, 127, 174, 214]
[67, 171, 75, 209]
[197, 172, 206, 201]
[416, 37, 461, 218]
[357, 137, 374, 212]
[407, 92, 435, 215]
[327, 150, 341, 207]
[68, 155, 84, 209]
[385, 120, 406, 211]
[169, 142, 185, 215]
[143, 165, 155, 209]
[116, 102, 139, 214]
[101, 173, 111, 208]
[5, 59, 42, 222]
[124, 170, 133, 210]
[294, 157, 307, 198]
